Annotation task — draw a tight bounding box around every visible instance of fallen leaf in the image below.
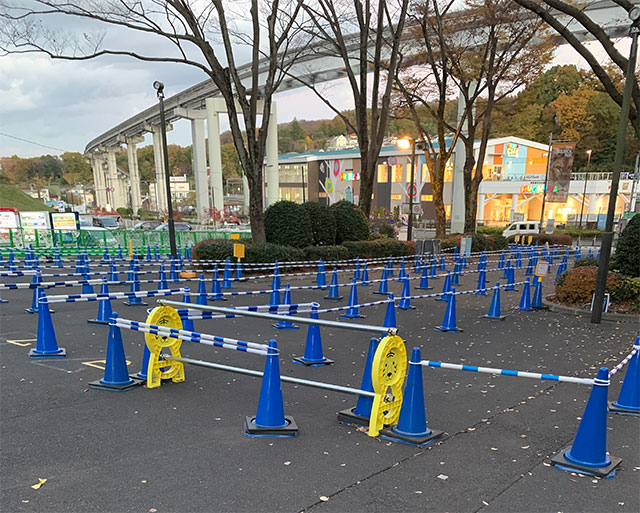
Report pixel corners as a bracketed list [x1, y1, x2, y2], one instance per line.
[31, 478, 47, 490]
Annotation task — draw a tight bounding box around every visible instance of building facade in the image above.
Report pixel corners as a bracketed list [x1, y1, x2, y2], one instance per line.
[276, 136, 636, 226]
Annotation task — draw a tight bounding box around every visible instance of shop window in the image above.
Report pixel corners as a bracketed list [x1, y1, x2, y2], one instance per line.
[377, 164, 388, 183]
[420, 194, 433, 201]
[391, 165, 403, 183]
[391, 194, 401, 200]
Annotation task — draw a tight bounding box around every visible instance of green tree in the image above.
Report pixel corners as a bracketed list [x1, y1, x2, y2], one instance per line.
[221, 143, 242, 179]
[61, 152, 92, 184]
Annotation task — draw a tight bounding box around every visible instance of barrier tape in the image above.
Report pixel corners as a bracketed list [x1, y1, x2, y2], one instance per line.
[114, 319, 270, 355]
[608, 345, 639, 378]
[41, 288, 187, 304]
[177, 303, 316, 320]
[316, 298, 393, 314]
[403, 280, 529, 301]
[416, 359, 596, 385]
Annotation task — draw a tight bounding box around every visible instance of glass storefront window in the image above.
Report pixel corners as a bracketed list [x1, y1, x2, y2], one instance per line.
[391, 165, 403, 183]
[378, 164, 388, 183]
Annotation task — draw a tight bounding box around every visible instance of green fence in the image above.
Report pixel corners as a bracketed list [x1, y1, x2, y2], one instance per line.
[0, 228, 250, 255]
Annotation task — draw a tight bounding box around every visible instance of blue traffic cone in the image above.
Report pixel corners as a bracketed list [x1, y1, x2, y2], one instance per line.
[498, 250, 505, 270]
[109, 258, 118, 282]
[54, 249, 62, 268]
[158, 263, 168, 290]
[338, 338, 380, 426]
[235, 260, 243, 280]
[273, 261, 281, 291]
[273, 283, 299, 329]
[354, 258, 361, 280]
[552, 368, 621, 477]
[398, 277, 415, 310]
[450, 261, 460, 286]
[117, 245, 123, 260]
[505, 266, 517, 291]
[381, 347, 443, 446]
[435, 288, 462, 332]
[430, 258, 438, 279]
[103, 246, 110, 263]
[134, 343, 151, 381]
[82, 270, 95, 295]
[88, 277, 113, 325]
[383, 293, 397, 329]
[89, 313, 143, 391]
[196, 274, 208, 306]
[170, 258, 179, 283]
[417, 263, 431, 290]
[339, 278, 365, 319]
[413, 254, 421, 274]
[316, 260, 327, 288]
[294, 305, 333, 366]
[146, 245, 152, 261]
[209, 265, 225, 301]
[435, 271, 451, 302]
[29, 293, 65, 358]
[516, 252, 522, 269]
[124, 270, 147, 306]
[245, 340, 298, 437]
[609, 337, 640, 415]
[269, 284, 281, 311]
[324, 268, 343, 301]
[502, 259, 511, 279]
[531, 277, 543, 308]
[25, 271, 42, 314]
[518, 278, 532, 311]
[222, 258, 233, 289]
[474, 269, 487, 295]
[397, 258, 407, 282]
[483, 282, 506, 320]
[439, 254, 445, 271]
[177, 251, 184, 271]
[361, 261, 370, 286]
[373, 265, 389, 296]
[387, 256, 394, 277]
[180, 287, 195, 332]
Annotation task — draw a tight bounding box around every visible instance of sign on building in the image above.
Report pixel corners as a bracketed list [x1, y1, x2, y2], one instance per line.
[546, 141, 576, 203]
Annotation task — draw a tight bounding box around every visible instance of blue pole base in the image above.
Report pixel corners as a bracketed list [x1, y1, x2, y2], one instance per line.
[89, 375, 144, 392]
[398, 305, 416, 311]
[434, 326, 463, 333]
[551, 446, 621, 478]
[293, 356, 334, 367]
[244, 416, 298, 437]
[339, 312, 366, 319]
[481, 314, 506, 321]
[608, 401, 640, 416]
[87, 319, 110, 326]
[324, 294, 343, 301]
[379, 427, 444, 448]
[28, 347, 66, 359]
[272, 322, 299, 330]
[124, 300, 149, 306]
[336, 407, 370, 427]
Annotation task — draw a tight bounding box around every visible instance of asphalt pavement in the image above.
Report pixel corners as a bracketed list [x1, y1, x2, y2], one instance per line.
[0, 258, 638, 513]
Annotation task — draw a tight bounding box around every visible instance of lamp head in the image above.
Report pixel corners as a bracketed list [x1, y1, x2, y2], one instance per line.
[630, 6, 640, 22]
[396, 138, 412, 150]
[586, 149, 592, 157]
[153, 81, 164, 92]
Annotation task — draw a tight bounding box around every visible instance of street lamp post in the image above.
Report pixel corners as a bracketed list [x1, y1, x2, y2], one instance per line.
[153, 81, 177, 259]
[591, 10, 640, 323]
[579, 149, 593, 229]
[397, 138, 417, 241]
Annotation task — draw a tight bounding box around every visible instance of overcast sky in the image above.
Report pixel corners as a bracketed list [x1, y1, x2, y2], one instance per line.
[0, 4, 633, 159]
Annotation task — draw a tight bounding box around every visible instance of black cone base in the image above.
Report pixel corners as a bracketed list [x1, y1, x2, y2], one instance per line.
[293, 356, 334, 367]
[337, 407, 370, 427]
[551, 446, 622, 478]
[608, 401, 640, 416]
[28, 348, 66, 359]
[244, 416, 298, 437]
[89, 375, 145, 392]
[87, 319, 110, 326]
[324, 295, 343, 301]
[379, 427, 445, 447]
[124, 300, 148, 306]
[481, 315, 506, 321]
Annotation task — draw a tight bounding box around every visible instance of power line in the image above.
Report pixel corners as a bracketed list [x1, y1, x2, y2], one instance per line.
[0, 132, 72, 154]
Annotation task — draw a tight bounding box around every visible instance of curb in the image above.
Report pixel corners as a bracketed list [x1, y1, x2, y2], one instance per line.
[543, 297, 640, 323]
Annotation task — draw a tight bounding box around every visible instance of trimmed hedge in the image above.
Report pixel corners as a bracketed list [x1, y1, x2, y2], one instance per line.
[244, 243, 306, 263]
[331, 200, 370, 244]
[193, 238, 235, 261]
[615, 215, 640, 277]
[342, 239, 413, 259]
[303, 245, 350, 261]
[264, 201, 313, 248]
[300, 201, 336, 246]
[369, 219, 397, 239]
[555, 266, 616, 305]
[506, 233, 572, 246]
[556, 228, 603, 238]
[440, 233, 506, 252]
[476, 226, 506, 237]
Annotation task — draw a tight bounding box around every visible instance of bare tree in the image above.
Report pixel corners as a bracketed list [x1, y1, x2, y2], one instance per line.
[0, 0, 306, 243]
[510, 0, 640, 138]
[450, 0, 553, 232]
[290, 0, 409, 217]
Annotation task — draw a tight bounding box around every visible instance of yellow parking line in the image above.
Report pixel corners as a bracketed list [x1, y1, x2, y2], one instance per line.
[82, 360, 132, 370]
[6, 339, 36, 347]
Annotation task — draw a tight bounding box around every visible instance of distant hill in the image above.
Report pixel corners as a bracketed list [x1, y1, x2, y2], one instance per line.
[0, 185, 53, 211]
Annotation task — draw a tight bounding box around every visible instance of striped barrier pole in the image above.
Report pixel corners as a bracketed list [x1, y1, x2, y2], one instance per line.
[42, 288, 188, 304]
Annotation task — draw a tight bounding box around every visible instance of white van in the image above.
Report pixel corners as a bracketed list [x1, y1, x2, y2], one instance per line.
[502, 221, 540, 238]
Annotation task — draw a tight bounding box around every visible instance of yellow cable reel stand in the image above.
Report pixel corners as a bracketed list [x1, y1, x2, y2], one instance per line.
[368, 335, 407, 437]
[144, 306, 185, 388]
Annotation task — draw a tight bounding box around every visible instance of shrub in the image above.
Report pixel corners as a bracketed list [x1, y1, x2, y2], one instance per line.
[193, 238, 235, 261]
[369, 219, 397, 239]
[369, 231, 384, 240]
[342, 238, 413, 259]
[486, 235, 508, 250]
[264, 201, 313, 248]
[116, 207, 132, 218]
[506, 233, 572, 246]
[300, 202, 336, 246]
[440, 233, 502, 252]
[574, 258, 599, 268]
[303, 245, 350, 261]
[477, 226, 506, 237]
[555, 266, 616, 305]
[137, 208, 156, 220]
[609, 274, 640, 303]
[244, 243, 306, 263]
[614, 215, 640, 277]
[331, 200, 369, 244]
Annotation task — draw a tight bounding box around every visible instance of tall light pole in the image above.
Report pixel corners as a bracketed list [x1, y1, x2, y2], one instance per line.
[153, 81, 177, 259]
[591, 9, 639, 323]
[579, 149, 592, 229]
[397, 138, 416, 241]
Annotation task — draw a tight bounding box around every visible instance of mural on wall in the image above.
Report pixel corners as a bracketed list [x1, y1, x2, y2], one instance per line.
[503, 143, 527, 180]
